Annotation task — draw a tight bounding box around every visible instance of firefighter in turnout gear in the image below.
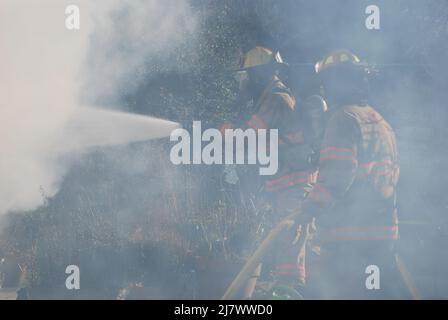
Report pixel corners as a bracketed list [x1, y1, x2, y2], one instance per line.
[220, 46, 325, 298]
[295, 49, 405, 298]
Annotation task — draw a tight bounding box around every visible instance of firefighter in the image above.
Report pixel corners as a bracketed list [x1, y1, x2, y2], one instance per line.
[220, 46, 324, 298]
[293, 49, 404, 298]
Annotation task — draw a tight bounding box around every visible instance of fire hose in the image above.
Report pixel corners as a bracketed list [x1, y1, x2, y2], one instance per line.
[222, 210, 301, 300]
[222, 211, 421, 300]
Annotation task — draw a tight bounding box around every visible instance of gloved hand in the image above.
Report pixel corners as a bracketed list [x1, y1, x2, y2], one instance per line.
[223, 164, 239, 185]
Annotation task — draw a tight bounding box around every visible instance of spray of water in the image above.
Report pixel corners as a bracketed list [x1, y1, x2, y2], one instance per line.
[60, 107, 179, 152]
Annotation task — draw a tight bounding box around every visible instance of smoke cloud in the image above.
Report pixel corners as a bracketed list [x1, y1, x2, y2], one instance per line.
[0, 0, 196, 216]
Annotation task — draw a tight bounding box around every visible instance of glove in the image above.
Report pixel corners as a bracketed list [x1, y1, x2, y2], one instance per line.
[223, 164, 239, 185]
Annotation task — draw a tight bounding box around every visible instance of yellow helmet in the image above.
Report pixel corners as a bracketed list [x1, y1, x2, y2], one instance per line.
[240, 46, 286, 70]
[314, 49, 362, 74]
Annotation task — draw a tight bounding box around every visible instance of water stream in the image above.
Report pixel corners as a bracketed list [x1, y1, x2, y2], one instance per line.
[59, 107, 179, 152]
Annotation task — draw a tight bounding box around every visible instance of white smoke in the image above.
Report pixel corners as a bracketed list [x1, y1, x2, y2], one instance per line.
[83, 0, 198, 104]
[0, 0, 196, 215]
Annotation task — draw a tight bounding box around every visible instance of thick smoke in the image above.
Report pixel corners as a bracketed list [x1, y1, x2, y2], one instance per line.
[82, 0, 198, 105]
[0, 0, 87, 215]
[0, 0, 196, 216]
